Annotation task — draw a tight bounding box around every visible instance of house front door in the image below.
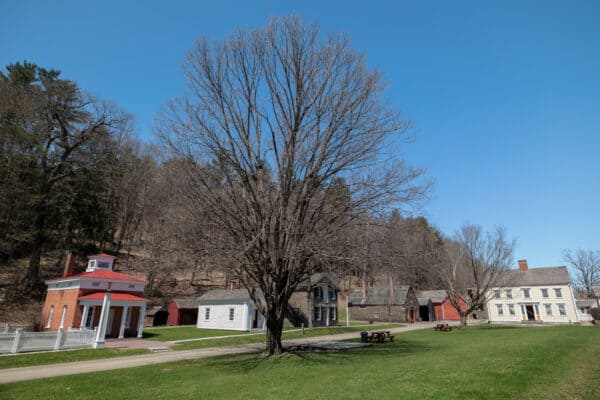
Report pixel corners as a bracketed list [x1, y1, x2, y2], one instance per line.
[525, 305, 535, 321]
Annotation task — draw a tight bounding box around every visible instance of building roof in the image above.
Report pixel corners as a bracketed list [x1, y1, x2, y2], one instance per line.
[348, 285, 412, 306]
[171, 298, 198, 309]
[296, 273, 340, 290]
[500, 266, 571, 286]
[576, 299, 598, 309]
[418, 290, 448, 305]
[146, 305, 167, 316]
[198, 288, 264, 303]
[88, 253, 117, 259]
[78, 292, 148, 302]
[47, 269, 146, 283]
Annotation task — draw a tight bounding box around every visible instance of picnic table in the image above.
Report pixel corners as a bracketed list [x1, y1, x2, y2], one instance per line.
[434, 323, 452, 332]
[368, 330, 394, 342]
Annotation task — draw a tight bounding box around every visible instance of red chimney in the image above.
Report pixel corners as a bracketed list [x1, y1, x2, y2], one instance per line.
[518, 259, 528, 271]
[63, 251, 74, 277]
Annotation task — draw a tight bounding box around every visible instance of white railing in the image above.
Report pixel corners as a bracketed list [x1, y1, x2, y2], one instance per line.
[0, 327, 97, 354]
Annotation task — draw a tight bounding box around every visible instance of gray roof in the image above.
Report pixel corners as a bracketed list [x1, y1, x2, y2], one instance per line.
[146, 305, 167, 316]
[198, 288, 264, 304]
[297, 273, 340, 290]
[576, 299, 598, 309]
[501, 266, 571, 286]
[172, 298, 198, 309]
[348, 285, 412, 306]
[418, 290, 448, 305]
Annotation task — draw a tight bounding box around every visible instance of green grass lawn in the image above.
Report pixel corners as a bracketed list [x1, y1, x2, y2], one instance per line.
[143, 326, 252, 342]
[2, 325, 599, 399]
[0, 348, 147, 370]
[172, 323, 401, 350]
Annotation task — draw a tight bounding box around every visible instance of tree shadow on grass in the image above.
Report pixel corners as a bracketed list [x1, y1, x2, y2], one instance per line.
[142, 331, 158, 339]
[207, 338, 433, 375]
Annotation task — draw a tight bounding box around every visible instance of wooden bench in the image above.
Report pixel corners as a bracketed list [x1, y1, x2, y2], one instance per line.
[434, 323, 452, 332]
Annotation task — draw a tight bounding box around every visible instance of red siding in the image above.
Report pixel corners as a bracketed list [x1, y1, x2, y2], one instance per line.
[433, 297, 467, 321]
[167, 301, 179, 326]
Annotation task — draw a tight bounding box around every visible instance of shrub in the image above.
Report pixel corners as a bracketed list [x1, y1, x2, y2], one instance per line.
[590, 308, 600, 321]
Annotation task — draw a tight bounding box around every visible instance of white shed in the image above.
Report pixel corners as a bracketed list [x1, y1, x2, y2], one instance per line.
[197, 289, 266, 331]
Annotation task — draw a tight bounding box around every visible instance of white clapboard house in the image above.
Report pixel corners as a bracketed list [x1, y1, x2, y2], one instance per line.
[197, 288, 266, 331]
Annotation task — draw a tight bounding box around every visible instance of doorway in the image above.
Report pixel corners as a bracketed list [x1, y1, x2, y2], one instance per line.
[106, 309, 115, 336]
[525, 305, 535, 321]
[252, 309, 259, 329]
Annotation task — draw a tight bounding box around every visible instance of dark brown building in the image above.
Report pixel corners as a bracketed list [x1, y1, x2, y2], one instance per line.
[287, 273, 340, 328]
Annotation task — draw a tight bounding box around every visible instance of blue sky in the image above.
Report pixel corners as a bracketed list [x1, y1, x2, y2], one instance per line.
[2, 1, 599, 268]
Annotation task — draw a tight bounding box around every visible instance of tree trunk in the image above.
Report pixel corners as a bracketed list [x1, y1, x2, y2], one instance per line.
[460, 311, 467, 328]
[265, 313, 284, 355]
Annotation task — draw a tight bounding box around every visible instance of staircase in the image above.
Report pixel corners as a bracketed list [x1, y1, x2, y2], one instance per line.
[285, 305, 308, 327]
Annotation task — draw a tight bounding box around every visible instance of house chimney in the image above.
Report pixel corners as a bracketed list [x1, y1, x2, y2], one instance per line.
[518, 259, 528, 271]
[63, 251, 74, 277]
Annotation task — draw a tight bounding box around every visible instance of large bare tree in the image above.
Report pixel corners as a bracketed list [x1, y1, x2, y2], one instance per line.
[159, 16, 427, 354]
[563, 249, 600, 297]
[438, 224, 515, 327]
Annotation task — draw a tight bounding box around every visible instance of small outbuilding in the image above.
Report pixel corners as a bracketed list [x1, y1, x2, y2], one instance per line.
[348, 285, 418, 323]
[197, 289, 266, 331]
[145, 306, 169, 327]
[417, 290, 467, 321]
[167, 298, 199, 326]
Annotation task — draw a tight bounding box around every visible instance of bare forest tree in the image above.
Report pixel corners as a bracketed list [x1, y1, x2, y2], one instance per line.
[438, 224, 515, 327]
[563, 249, 600, 297]
[159, 16, 427, 354]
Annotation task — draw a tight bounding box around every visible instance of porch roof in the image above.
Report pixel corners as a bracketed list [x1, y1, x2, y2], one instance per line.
[79, 292, 148, 302]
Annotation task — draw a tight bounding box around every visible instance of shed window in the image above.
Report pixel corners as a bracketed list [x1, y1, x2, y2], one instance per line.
[229, 308, 235, 321]
[496, 304, 503, 315]
[205, 308, 211, 320]
[59, 305, 67, 329]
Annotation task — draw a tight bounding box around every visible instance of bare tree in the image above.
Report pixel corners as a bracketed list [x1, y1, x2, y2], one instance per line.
[159, 16, 427, 354]
[438, 224, 515, 327]
[563, 249, 600, 297]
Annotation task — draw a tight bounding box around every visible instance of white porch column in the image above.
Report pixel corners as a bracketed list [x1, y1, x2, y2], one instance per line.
[80, 305, 90, 329]
[94, 292, 112, 349]
[242, 303, 249, 331]
[326, 307, 330, 327]
[118, 306, 129, 339]
[136, 305, 146, 338]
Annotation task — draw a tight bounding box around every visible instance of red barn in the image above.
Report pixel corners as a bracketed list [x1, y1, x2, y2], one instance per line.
[417, 290, 467, 321]
[167, 298, 199, 326]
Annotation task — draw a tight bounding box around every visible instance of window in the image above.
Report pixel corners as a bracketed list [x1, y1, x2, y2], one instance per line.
[493, 290, 500, 299]
[128, 284, 135, 289]
[541, 288, 549, 298]
[59, 305, 67, 329]
[508, 304, 515, 315]
[205, 308, 211, 320]
[496, 304, 503, 315]
[85, 306, 95, 328]
[314, 307, 321, 321]
[554, 288, 562, 298]
[46, 306, 54, 328]
[98, 262, 110, 269]
[330, 288, 336, 300]
[558, 304, 566, 316]
[506, 290, 512, 299]
[544, 304, 552, 316]
[522, 288, 530, 298]
[88, 260, 97, 269]
[229, 308, 235, 321]
[92, 282, 100, 287]
[313, 287, 322, 300]
[331, 307, 337, 320]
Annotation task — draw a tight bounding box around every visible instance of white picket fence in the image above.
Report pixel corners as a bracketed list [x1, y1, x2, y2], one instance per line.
[0, 327, 96, 354]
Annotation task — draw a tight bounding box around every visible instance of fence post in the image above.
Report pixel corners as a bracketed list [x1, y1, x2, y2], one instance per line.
[11, 328, 22, 354]
[55, 328, 64, 350]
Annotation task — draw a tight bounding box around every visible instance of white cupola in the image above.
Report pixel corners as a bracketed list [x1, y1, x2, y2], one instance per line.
[86, 253, 117, 272]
